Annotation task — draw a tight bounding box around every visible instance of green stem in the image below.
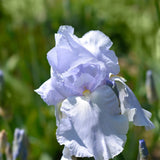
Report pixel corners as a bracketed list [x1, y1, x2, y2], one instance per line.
[154, 0, 160, 26]
[150, 101, 160, 152]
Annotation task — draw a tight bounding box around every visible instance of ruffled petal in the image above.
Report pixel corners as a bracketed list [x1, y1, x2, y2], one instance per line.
[55, 25, 74, 47]
[57, 85, 128, 160]
[49, 26, 119, 77]
[58, 25, 74, 35]
[113, 76, 155, 130]
[101, 50, 120, 75]
[47, 47, 79, 74]
[63, 62, 106, 94]
[80, 30, 113, 55]
[80, 30, 120, 75]
[48, 27, 102, 75]
[35, 78, 64, 106]
[50, 72, 80, 102]
[44, 26, 120, 104]
[49, 53, 107, 97]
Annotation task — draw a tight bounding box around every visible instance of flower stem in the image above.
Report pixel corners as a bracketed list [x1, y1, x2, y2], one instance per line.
[154, 0, 160, 26]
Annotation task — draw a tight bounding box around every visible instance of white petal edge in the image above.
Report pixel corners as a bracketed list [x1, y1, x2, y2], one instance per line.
[58, 25, 74, 35]
[35, 78, 64, 106]
[112, 76, 155, 130]
[57, 85, 129, 160]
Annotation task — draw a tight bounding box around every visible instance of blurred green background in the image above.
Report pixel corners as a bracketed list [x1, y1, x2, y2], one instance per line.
[0, 0, 160, 159]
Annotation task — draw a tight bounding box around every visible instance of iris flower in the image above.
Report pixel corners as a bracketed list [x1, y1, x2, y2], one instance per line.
[35, 25, 154, 160]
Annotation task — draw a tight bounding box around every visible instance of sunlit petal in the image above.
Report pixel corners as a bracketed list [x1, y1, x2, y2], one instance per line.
[113, 76, 155, 130]
[80, 30, 113, 54]
[36, 26, 121, 105]
[57, 85, 128, 159]
[34, 78, 64, 106]
[80, 31, 120, 75]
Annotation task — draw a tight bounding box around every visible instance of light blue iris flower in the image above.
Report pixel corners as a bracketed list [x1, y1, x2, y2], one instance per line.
[35, 26, 154, 160]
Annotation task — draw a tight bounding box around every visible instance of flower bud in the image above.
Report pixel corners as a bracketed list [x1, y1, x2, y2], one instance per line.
[139, 139, 149, 160]
[12, 129, 28, 160]
[0, 130, 7, 154]
[145, 70, 158, 104]
[5, 143, 12, 160]
[0, 70, 4, 89]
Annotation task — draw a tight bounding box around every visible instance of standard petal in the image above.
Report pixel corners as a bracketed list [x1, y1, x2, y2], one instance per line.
[48, 33, 97, 75]
[80, 31, 120, 76]
[50, 25, 109, 76]
[47, 47, 79, 73]
[101, 50, 120, 75]
[63, 63, 106, 95]
[50, 72, 80, 101]
[55, 25, 74, 47]
[58, 25, 74, 35]
[113, 76, 155, 130]
[57, 85, 128, 160]
[47, 25, 117, 98]
[35, 78, 64, 106]
[80, 30, 113, 56]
